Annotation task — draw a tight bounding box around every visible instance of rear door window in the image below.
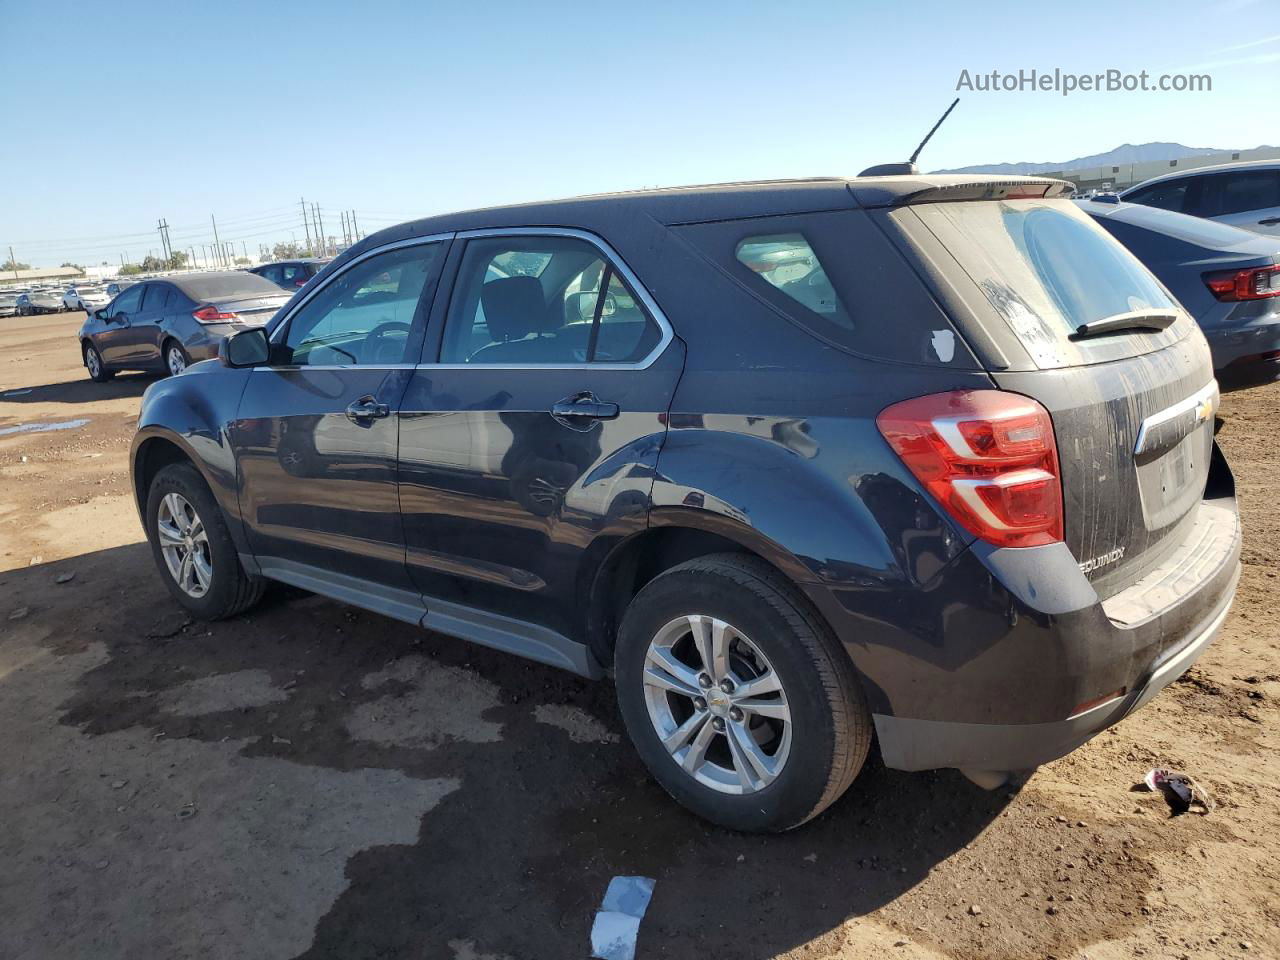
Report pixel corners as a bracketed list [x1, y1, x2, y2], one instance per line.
[1201, 170, 1280, 217]
[438, 235, 661, 365]
[900, 199, 1188, 369]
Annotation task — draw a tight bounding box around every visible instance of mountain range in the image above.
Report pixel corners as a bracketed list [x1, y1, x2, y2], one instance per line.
[931, 142, 1274, 175]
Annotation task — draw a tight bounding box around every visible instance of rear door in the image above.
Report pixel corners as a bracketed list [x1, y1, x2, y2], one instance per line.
[1199, 169, 1280, 236]
[125, 282, 172, 367]
[886, 196, 1217, 598]
[232, 237, 450, 607]
[397, 229, 681, 639]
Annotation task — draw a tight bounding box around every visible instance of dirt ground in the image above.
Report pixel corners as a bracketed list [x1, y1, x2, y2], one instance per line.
[1, 311, 1277, 960]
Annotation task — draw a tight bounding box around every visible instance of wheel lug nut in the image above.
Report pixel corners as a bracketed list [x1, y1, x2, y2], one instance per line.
[718, 678, 734, 694]
[729, 707, 743, 723]
[697, 673, 712, 688]
[712, 717, 725, 732]
[694, 697, 707, 711]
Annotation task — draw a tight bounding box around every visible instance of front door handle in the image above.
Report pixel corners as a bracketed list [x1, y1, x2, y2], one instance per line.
[1258, 217, 1280, 226]
[346, 395, 390, 423]
[551, 392, 620, 426]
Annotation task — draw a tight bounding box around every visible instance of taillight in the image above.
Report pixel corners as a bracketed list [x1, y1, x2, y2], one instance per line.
[1203, 264, 1280, 301]
[192, 305, 238, 323]
[294, 277, 307, 287]
[877, 390, 1063, 548]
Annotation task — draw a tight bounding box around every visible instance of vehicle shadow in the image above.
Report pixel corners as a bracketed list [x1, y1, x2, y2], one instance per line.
[6, 543, 1017, 960]
[0, 373, 154, 405]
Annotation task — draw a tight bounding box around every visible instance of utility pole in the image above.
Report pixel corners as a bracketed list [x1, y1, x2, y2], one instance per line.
[313, 203, 325, 256]
[211, 215, 222, 267]
[241, 241, 248, 261]
[189, 247, 197, 270]
[350, 210, 359, 241]
[300, 197, 312, 255]
[7, 246, 18, 281]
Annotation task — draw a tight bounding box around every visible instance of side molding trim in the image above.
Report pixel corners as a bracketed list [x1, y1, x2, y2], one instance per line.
[251, 556, 602, 678]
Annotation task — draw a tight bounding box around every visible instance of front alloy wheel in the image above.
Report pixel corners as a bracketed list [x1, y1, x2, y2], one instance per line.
[156, 492, 212, 597]
[643, 615, 791, 794]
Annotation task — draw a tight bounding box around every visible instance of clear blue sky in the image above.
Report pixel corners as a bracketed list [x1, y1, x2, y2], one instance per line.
[2, 0, 1277, 267]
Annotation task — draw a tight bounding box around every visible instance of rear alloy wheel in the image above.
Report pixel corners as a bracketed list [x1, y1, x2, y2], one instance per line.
[145, 462, 265, 619]
[615, 553, 873, 832]
[165, 342, 189, 377]
[84, 343, 114, 382]
[642, 615, 792, 794]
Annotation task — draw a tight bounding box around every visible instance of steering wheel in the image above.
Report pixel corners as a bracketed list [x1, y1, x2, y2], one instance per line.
[365, 321, 413, 365]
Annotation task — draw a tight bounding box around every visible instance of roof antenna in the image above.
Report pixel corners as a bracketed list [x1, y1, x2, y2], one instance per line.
[859, 98, 960, 177]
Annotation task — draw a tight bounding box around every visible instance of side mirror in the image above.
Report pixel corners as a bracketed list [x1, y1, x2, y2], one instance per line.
[93, 309, 107, 321]
[221, 326, 271, 368]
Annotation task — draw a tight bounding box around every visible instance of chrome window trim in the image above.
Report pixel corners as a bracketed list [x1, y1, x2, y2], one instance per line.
[423, 226, 674, 372]
[266, 232, 456, 348]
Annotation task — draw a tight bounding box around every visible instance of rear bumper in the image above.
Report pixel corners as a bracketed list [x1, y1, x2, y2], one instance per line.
[802, 443, 1241, 785]
[1206, 310, 1280, 392]
[871, 560, 1237, 782]
[1216, 351, 1280, 392]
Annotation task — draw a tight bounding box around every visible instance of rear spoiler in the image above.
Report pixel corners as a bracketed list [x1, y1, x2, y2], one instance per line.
[849, 176, 1075, 208]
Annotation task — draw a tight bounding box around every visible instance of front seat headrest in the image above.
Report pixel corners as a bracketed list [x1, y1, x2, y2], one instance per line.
[481, 276, 545, 342]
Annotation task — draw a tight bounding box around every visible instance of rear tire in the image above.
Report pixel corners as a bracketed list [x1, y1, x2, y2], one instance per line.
[164, 340, 189, 377]
[614, 553, 873, 832]
[145, 462, 265, 620]
[83, 343, 114, 382]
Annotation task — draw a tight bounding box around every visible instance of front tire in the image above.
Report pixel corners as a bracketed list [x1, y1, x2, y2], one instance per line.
[145, 463, 265, 619]
[83, 343, 114, 382]
[615, 553, 873, 832]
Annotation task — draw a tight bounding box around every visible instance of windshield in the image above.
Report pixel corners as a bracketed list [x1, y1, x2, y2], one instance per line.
[909, 199, 1184, 368]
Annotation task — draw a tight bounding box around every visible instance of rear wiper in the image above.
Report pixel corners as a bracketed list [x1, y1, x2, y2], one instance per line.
[1070, 310, 1178, 340]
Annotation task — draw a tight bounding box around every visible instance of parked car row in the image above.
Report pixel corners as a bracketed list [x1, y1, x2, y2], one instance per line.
[127, 173, 1241, 831]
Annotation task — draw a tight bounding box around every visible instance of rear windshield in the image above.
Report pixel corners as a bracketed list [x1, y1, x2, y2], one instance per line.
[904, 199, 1187, 368]
[175, 273, 285, 302]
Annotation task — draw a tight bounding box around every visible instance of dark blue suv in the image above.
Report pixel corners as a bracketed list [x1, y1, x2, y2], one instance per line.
[129, 176, 1241, 831]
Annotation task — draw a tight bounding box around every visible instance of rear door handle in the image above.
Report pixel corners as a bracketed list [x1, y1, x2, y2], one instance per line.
[551, 392, 620, 426]
[346, 395, 390, 423]
[1258, 217, 1280, 226]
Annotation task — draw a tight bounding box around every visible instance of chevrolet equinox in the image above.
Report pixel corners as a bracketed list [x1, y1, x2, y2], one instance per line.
[130, 176, 1241, 831]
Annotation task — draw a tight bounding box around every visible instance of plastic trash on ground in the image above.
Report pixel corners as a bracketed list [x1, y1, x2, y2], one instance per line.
[1141, 767, 1215, 815]
[590, 876, 656, 960]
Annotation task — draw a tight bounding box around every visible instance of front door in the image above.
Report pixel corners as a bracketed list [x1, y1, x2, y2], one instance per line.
[397, 231, 681, 639]
[232, 237, 450, 608]
[96, 283, 146, 365]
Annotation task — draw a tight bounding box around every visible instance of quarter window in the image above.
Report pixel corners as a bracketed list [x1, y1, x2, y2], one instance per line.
[439, 235, 660, 365]
[735, 234, 846, 321]
[280, 242, 442, 366]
